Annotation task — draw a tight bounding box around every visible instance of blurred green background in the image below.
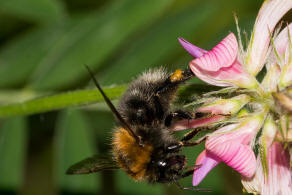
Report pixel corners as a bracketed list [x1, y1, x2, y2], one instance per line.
[0, 0, 263, 194]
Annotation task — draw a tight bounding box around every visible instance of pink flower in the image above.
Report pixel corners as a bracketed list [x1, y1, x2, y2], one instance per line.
[179, 33, 258, 89]
[177, 0, 292, 193]
[242, 115, 292, 194]
[193, 114, 265, 186]
[242, 142, 292, 194]
[245, 0, 292, 76]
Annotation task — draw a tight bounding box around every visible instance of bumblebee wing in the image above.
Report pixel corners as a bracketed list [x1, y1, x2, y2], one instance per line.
[66, 155, 119, 175]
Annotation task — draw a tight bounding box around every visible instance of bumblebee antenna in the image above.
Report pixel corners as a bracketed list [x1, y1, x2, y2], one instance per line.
[84, 65, 140, 144]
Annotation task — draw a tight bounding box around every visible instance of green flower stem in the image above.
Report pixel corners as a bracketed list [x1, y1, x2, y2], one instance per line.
[0, 85, 126, 118]
[0, 90, 48, 104]
[0, 83, 210, 118]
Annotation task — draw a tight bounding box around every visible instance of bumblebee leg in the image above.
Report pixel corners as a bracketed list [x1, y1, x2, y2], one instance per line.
[165, 136, 206, 153]
[181, 128, 200, 141]
[181, 136, 206, 147]
[173, 179, 211, 192]
[165, 110, 193, 127]
[180, 165, 202, 178]
[181, 125, 211, 143]
[165, 143, 183, 153]
[156, 68, 195, 95]
[166, 134, 206, 153]
[169, 68, 194, 83]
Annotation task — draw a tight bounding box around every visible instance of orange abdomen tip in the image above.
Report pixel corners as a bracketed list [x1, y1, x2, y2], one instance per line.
[170, 69, 183, 82]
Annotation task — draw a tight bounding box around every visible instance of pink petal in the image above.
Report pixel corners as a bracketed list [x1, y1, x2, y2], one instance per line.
[191, 33, 238, 71]
[206, 114, 264, 145]
[193, 150, 220, 186]
[242, 142, 292, 194]
[207, 140, 256, 178]
[171, 115, 226, 131]
[199, 61, 257, 88]
[189, 64, 235, 87]
[274, 23, 292, 57]
[189, 33, 257, 88]
[246, 0, 292, 75]
[203, 116, 265, 178]
[262, 142, 292, 194]
[207, 130, 253, 147]
[275, 24, 292, 87]
[178, 38, 207, 58]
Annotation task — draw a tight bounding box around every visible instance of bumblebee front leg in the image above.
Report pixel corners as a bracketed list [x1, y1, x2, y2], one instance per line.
[181, 136, 206, 147]
[181, 128, 200, 141]
[165, 137, 206, 154]
[180, 126, 210, 146]
[165, 110, 193, 127]
[169, 68, 194, 83]
[166, 130, 206, 153]
[156, 68, 195, 95]
[180, 165, 201, 178]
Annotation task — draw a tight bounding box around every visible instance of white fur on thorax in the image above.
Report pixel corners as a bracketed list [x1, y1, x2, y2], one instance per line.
[139, 68, 168, 83]
[130, 89, 141, 96]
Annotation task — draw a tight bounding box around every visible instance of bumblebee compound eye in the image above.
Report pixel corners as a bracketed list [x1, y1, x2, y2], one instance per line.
[157, 160, 167, 168]
[155, 155, 187, 183]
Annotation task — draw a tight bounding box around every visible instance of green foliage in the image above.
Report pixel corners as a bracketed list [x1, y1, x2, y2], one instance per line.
[0, 117, 27, 190]
[55, 110, 99, 193]
[0, 0, 262, 194]
[0, 0, 65, 24]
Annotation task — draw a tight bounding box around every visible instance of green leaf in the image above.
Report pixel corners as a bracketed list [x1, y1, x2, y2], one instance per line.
[0, 0, 65, 24]
[29, 0, 173, 90]
[0, 26, 65, 88]
[0, 85, 126, 118]
[98, 0, 242, 85]
[98, 1, 214, 85]
[0, 117, 27, 190]
[0, 2, 115, 88]
[55, 109, 99, 192]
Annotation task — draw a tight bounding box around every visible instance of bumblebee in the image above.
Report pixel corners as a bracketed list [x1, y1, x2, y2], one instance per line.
[66, 66, 207, 191]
